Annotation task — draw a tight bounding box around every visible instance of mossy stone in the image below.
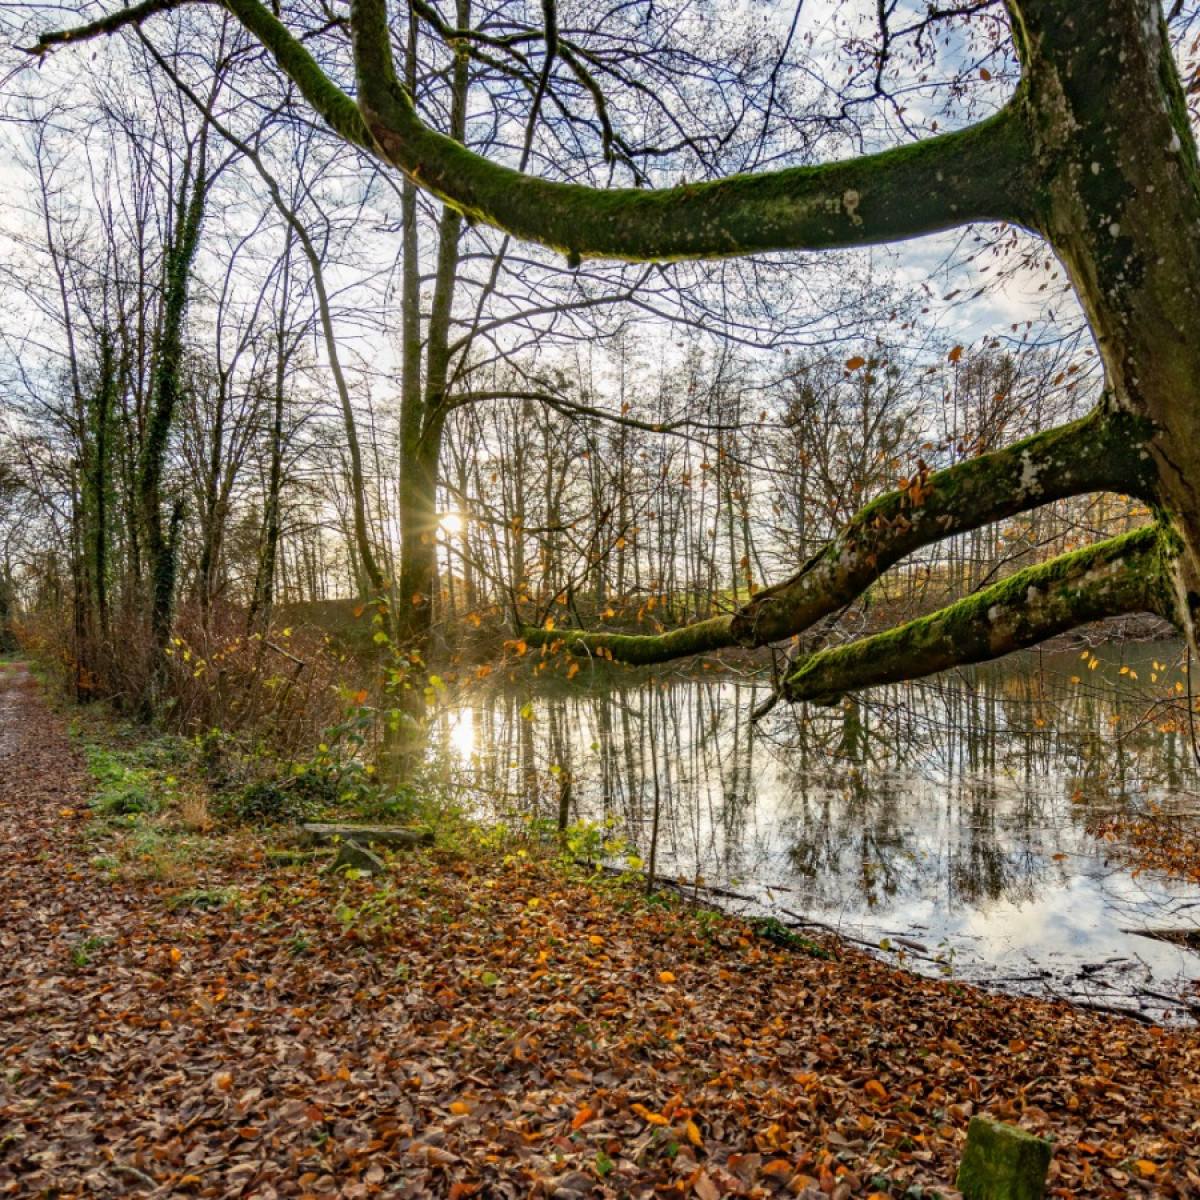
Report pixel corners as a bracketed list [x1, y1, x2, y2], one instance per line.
[956, 1116, 1051, 1200]
[325, 841, 387, 876]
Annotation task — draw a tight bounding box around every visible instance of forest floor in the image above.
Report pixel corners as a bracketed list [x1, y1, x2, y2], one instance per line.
[2, 662, 1200, 1198]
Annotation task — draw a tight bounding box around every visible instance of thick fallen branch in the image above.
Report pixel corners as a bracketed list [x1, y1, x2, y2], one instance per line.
[523, 406, 1156, 665]
[783, 525, 1169, 704]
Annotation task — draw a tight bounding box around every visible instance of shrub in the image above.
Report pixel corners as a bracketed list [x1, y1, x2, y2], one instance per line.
[216, 769, 336, 826]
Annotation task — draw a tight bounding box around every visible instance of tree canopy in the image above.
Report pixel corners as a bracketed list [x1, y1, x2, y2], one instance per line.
[19, 0, 1200, 707]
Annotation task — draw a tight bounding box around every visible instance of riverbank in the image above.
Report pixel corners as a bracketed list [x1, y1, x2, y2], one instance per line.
[2, 662, 1200, 1196]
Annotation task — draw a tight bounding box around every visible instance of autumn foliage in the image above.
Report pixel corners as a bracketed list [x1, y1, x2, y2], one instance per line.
[0, 664, 1198, 1196]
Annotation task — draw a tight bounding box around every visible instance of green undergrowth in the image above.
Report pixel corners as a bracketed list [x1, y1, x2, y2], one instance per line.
[66, 697, 472, 883]
[751, 915, 833, 959]
[65, 702, 836, 980]
[70, 709, 225, 885]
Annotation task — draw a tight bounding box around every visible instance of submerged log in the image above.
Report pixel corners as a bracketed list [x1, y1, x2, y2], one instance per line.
[1126, 927, 1200, 951]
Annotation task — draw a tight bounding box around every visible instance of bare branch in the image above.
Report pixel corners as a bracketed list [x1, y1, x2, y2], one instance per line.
[137, 31, 386, 593]
[441, 388, 737, 435]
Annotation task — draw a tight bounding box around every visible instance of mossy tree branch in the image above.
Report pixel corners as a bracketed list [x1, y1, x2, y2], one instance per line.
[730, 404, 1155, 646]
[784, 525, 1170, 704]
[523, 405, 1157, 665]
[21, 0, 199, 55]
[18, 0, 1043, 266]
[525, 615, 735, 665]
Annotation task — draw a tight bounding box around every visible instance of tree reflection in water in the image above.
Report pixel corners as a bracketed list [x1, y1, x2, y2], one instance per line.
[436, 639, 1200, 1013]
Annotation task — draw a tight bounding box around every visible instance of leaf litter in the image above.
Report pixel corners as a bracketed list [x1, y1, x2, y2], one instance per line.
[1, 664, 1199, 1197]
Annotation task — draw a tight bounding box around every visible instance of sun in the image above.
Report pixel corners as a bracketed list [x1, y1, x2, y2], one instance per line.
[439, 512, 464, 536]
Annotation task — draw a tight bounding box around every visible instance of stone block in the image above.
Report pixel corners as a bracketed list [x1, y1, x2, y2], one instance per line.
[956, 1116, 1051, 1200]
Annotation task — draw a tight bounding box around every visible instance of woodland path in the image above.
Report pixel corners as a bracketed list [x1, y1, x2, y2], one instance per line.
[2, 662, 1200, 1197]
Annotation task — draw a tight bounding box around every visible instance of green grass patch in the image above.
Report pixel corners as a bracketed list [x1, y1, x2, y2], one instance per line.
[165, 886, 241, 912]
[67, 934, 112, 969]
[86, 746, 162, 816]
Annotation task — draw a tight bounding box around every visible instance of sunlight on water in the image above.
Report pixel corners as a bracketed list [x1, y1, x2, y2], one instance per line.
[446, 707, 476, 762]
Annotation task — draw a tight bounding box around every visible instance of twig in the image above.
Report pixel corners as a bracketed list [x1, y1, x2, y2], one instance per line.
[111, 1163, 158, 1190]
[1186, 644, 1200, 770]
[1065, 998, 1156, 1025]
[264, 641, 305, 668]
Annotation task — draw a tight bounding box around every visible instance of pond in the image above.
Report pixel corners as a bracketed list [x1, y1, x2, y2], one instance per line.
[432, 637, 1200, 1023]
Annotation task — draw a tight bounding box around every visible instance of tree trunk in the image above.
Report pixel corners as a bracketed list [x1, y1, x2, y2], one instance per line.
[137, 139, 209, 713]
[1009, 0, 1200, 639]
[394, 0, 470, 649]
[248, 234, 293, 634]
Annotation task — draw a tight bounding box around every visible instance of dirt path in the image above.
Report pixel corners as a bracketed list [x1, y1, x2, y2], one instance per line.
[3, 664, 1200, 1197]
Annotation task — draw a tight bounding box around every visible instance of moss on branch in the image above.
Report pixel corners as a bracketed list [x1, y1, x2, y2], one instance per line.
[522, 616, 733, 664]
[732, 405, 1155, 647]
[784, 526, 1169, 704]
[27, 0, 1035, 263]
[35, 0, 1036, 259]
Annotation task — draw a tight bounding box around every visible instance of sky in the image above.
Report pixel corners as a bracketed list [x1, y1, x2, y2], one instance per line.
[0, 0, 1119, 446]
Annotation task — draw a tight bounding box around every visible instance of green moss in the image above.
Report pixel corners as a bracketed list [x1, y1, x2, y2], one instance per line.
[752, 917, 832, 959]
[785, 525, 1164, 703]
[956, 1116, 1051, 1200]
[522, 616, 734, 665]
[1156, 10, 1200, 194]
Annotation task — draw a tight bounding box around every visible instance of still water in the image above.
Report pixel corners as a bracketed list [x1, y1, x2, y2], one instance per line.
[434, 638, 1200, 1021]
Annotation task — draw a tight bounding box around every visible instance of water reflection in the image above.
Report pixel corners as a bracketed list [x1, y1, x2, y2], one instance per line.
[437, 640, 1200, 1019]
